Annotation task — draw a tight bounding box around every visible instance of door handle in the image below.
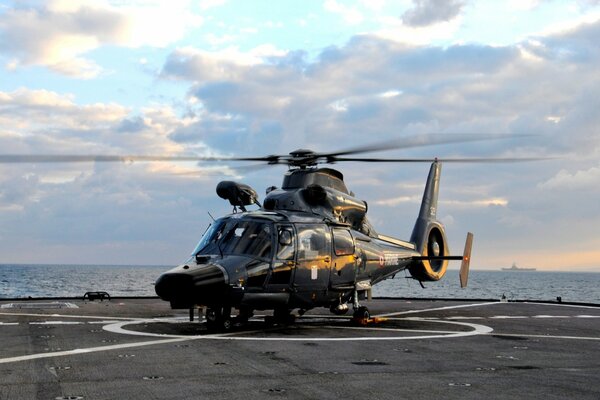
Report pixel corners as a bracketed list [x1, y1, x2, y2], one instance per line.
[324, 256, 331, 263]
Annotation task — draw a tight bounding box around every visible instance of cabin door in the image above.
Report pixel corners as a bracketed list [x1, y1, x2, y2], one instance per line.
[330, 228, 357, 288]
[292, 224, 331, 292]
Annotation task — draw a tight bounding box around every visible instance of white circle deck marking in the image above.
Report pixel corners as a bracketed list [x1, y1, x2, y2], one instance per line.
[102, 317, 494, 341]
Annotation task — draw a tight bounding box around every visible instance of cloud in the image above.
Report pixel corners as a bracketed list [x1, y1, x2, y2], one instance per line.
[0, 87, 206, 158]
[0, 0, 202, 78]
[160, 46, 290, 83]
[401, 0, 465, 27]
[374, 195, 508, 208]
[324, 0, 364, 25]
[539, 165, 600, 190]
[155, 17, 600, 162]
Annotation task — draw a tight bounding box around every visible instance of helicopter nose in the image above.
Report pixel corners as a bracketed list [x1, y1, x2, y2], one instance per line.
[155, 264, 228, 308]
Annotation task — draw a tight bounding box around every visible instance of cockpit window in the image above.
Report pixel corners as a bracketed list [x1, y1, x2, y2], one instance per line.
[192, 220, 226, 256]
[193, 219, 273, 260]
[276, 226, 295, 260]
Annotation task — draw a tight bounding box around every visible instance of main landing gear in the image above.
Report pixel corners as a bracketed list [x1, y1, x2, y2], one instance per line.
[351, 288, 371, 325]
[203, 306, 297, 332]
[352, 306, 370, 322]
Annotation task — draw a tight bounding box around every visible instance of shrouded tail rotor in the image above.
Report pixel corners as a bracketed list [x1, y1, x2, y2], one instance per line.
[409, 161, 449, 281]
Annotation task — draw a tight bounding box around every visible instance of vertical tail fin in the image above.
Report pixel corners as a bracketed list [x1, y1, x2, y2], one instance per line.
[410, 161, 442, 250]
[408, 161, 449, 282]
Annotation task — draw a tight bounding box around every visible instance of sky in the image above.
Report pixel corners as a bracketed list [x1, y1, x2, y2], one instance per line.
[0, 0, 599, 271]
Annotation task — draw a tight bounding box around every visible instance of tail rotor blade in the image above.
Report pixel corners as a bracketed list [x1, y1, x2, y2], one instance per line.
[460, 232, 474, 288]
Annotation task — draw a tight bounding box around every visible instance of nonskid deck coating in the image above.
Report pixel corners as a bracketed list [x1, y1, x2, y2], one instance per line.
[0, 298, 599, 400]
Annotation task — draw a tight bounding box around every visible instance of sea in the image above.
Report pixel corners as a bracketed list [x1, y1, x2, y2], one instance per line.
[0, 264, 599, 304]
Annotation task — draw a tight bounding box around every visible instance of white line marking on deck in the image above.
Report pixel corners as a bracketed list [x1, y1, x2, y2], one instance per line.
[0, 312, 143, 321]
[488, 333, 600, 341]
[0, 338, 193, 365]
[375, 302, 503, 318]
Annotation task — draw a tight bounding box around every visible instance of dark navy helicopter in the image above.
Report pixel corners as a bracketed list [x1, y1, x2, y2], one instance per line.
[150, 142, 477, 332]
[2, 135, 538, 332]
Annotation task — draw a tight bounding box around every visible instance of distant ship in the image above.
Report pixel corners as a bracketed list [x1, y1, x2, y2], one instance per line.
[502, 262, 536, 271]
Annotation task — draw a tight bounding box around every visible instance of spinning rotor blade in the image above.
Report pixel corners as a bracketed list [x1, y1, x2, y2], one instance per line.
[322, 133, 533, 158]
[0, 154, 270, 163]
[0, 133, 542, 168]
[331, 156, 549, 163]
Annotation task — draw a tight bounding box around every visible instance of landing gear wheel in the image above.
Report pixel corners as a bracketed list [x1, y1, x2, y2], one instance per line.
[352, 306, 370, 325]
[205, 307, 221, 332]
[205, 306, 233, 332]
[221, 316, 233, 331]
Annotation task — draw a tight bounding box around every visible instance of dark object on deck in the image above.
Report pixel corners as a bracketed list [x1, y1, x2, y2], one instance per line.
[83, 291, 111, 301]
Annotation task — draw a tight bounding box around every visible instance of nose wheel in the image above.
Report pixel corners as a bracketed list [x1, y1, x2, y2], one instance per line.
[206, 306, 233, 333]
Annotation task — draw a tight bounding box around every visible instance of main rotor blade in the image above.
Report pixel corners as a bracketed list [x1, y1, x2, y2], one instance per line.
[323, 133, 534, 158]
[0, 154, 273, 163]
[331, 156, 550, 163]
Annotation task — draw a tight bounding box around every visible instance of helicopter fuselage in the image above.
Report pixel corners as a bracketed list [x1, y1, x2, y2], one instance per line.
[155, 210, 420, 312]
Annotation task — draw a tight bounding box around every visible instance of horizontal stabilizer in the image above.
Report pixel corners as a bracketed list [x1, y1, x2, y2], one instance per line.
[411, 256, 463, 261]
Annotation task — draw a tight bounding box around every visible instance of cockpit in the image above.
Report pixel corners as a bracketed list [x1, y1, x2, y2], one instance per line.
[193, 218, 273, 260]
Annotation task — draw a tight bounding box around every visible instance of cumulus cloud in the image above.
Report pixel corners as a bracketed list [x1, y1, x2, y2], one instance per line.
[401, 0, 465, 27]
[0, 0, 202, 78]
[0, 87, 205, 158]
[158, 16, 600, 162]
[539, 165, 600, 190]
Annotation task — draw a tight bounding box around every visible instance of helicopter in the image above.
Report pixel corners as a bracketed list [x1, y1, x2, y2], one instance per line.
[2, 135, 539, 332]
[151, 145, 476, 332]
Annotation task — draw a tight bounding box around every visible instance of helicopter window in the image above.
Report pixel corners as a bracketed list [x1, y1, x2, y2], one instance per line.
[276, 227, 295, 260]
[191, 220, 226, 256]
[194, 219, 273, 259]
[297, 225, 331, 260]
[333, 228, 354, 256]
[223, 221, 272, 259]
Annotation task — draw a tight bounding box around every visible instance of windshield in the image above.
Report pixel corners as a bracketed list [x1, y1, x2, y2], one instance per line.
[192, 219, 273, 260]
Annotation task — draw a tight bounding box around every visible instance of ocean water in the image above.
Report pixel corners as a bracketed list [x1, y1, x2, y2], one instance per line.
[0, 264, 599, 304]
[373, 269, 600, 304]
[0, 264, 167, 299]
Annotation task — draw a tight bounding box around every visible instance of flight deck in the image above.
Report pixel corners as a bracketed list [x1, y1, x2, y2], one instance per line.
[0, 298, 599, 400]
